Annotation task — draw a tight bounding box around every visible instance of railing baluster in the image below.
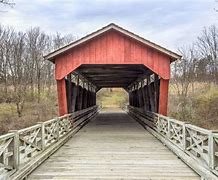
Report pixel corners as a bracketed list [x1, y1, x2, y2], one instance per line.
[167, 119, 170, 138]
[157, 114, 160, 132]
[56, 117, 60, 141]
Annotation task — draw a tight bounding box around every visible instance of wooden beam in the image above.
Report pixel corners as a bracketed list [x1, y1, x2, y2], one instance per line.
[146, 78, 155, 112]
[66, 75, 72, 113]
[57, 79, 68, 115]
[159, 78, 169, 115]
[71, 83, 77, 112]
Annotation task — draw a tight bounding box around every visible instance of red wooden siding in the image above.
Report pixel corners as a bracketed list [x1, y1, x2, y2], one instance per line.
[57, 79, 68, 115]
[159, 79, 169, 115]
[55, 30, 171, 80]
[54, 29, 173, 116]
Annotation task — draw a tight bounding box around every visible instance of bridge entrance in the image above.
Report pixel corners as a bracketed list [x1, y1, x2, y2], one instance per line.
[45, 23, 181, 116]
[96, 87, 128, 109]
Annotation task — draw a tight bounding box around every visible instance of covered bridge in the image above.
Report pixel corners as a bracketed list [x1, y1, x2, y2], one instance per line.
[3, 24, 218, 180]
[45, 23, 181, 116]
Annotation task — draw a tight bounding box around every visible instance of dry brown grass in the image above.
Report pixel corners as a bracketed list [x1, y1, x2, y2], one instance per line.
[0, 91, 58, 135]
[97, 88, 128, 108]
[169, 83, 218, 130]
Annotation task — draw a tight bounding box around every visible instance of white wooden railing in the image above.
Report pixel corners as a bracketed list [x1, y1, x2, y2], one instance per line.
[128, 105, 218, 179]
[0, 105, 99, 180]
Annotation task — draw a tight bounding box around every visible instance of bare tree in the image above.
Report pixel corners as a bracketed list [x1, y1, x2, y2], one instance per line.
[171, 45, 198, 97]
[52, 32, 75, 50]
[7, 31, 28, 117]
[26, 27, 50, 102]
[0, 25, 76, 117]
[170, 45, 199, 120]
[0, 0, 14, 6]
[0, 26, 15, 95]
[197, 25, 218, 84]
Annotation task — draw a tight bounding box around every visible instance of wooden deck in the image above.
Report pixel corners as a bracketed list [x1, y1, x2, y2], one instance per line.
[28, 110, 200, 180]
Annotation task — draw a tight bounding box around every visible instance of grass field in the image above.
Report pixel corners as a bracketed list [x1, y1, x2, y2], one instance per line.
[168, 83, 218, 129]
[97, 88, 128, 108]
[0, 91, 58, 135]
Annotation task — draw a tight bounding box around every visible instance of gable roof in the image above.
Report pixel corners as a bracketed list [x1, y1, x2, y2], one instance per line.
[45, 23, 181, 62]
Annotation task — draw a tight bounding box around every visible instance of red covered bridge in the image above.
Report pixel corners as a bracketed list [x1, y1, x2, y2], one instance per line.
[2, 24, 218, 180]
[46, 23, 180, 116]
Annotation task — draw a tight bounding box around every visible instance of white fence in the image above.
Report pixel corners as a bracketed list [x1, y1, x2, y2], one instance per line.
[0, 105, 99, 179]
[128, 105, 218, 178]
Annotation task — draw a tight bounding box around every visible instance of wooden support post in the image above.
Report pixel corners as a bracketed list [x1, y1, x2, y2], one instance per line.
[75, 76, 80, 111]
[87, 83, 90, 108]
[132, 90, 136, 107]
[142, 85, 149, 111]
[91, 91, 94, 106]
[158, 78, 169, 115]
[82, 89, 88, 109]
[57, 78, 68, 115]
[94, 92, 96, 105]
[71, 83, 77, 112]
[154, 74, 159, 113]
[129, 91, 132, 106]
[66, 74, 72, 113]
[147, 77, 155, 112]
[138, 87, 143, 108]
[76, 86, 83, 110]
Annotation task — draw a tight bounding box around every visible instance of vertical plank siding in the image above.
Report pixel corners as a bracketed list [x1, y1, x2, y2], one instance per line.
[55, 31, 171, 81]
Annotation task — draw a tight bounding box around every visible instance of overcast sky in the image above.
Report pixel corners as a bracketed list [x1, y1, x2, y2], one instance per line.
[0, 0, 217, 51]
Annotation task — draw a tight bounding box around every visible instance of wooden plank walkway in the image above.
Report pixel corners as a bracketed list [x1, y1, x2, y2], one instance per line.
[28, 110, 200, 180]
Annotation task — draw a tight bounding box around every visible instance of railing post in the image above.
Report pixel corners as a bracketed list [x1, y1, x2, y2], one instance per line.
[56, 117, 60, 141]
[9, 130, 20, 170]
[157, 114, 160, 132]
[209, 132, 215, 170]
[182, 124, 187, 151]
[38, 122, 45, 150]
[167, 119, 171, 138]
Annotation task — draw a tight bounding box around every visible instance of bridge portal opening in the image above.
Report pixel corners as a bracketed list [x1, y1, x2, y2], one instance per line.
[63, 64, 161, 114]
[96, 88, 128, 109]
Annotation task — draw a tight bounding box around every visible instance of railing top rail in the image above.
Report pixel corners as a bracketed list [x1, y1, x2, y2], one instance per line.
[59, 114, 71, 119]
[185, 123, 213, 134]
[0, 132, 15, 140]
[213, 133, 218, 137]
[43, 117, 59, 125]
[17, 124, 41, 133]
[167, 118, 187, 125]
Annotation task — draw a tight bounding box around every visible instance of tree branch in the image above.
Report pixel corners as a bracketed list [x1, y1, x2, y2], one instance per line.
[0, 0, 15, 7]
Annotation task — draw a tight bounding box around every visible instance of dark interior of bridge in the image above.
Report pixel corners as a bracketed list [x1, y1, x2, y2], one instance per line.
[65, 64, 160, 114]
